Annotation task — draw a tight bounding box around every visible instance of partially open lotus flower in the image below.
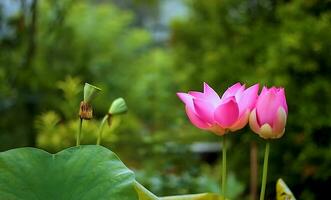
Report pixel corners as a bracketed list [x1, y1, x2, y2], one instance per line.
[177, 82, 259, 135]
[249, 86, 288, 139]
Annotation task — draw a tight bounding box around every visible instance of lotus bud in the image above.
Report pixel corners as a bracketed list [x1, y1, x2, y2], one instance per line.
[249, 86, 288, 139]
[108, 98, 127, 115]
[107, 98, 127, 126]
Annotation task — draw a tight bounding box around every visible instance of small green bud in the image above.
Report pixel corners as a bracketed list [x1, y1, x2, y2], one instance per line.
[108, 98, 128, 115]
[83, 83, 101, 103]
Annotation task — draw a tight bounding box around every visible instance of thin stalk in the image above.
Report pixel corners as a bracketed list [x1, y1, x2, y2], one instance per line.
[97, 115, 108, 145]
[222, 135, 227, 198]
[260, 142, 270, 200]
[76, 118, 83, 146]
[250, 141, 258, 200]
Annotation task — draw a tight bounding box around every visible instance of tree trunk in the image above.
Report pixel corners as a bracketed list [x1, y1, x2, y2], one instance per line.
[25, 0, 38, 147]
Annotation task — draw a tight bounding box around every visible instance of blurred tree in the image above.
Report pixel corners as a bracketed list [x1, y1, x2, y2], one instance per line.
[171, 0, 331, 199]
[1, 0, 225, 197]
[0, 0, 175, 150]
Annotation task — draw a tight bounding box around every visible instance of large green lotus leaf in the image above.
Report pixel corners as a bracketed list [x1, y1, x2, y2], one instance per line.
[134, 182, 225, 200]
[134, 181, 159, 200]
[0, 145, 138, 200]
[134, 180, 226, 200]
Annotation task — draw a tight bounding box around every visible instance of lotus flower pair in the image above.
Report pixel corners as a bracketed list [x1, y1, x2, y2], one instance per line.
[177, 83, 287, 139]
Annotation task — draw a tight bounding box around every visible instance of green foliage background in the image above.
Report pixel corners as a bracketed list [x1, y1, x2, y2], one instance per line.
[0, 0, 330, 199]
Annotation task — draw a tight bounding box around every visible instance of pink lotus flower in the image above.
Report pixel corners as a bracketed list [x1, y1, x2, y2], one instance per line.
[249, 86, 288, 139]
[177, 82, 259, 135]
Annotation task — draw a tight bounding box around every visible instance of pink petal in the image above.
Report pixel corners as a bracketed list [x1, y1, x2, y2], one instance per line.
[249, 109, 261, 134]
[234, 85, 246, 102]
[214, 97, 239, 128]
[272, 107, 287, 137]
[193, 98, 215, 124]
[229, 109, 250, 131]
[188, 91, 205, 99]
[260, 86, 268, 95]
[256, 90, 279, 126]
[185, 106, 209, 129]
[203, 82, 221, 105]
[177, 93, 194, 110]
[237, 84, 259, 115]
[270, 87, 277, 93]
[278, 88, 288, 113]
[221, 83, 243, 99]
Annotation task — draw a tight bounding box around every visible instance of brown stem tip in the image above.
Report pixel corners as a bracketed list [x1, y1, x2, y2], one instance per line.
[79, 101, 93, 120]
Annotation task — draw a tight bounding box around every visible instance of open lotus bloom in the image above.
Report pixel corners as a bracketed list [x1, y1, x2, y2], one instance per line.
[177, 82, 259, 135]
[249, 86, 288, 139]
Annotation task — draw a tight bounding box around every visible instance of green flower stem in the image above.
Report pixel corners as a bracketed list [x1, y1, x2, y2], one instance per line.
[222, 135, 227, 198]
[76, 118, 83, 146]
[97, 115, 108, 145]
[260, 142, 270, 200]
